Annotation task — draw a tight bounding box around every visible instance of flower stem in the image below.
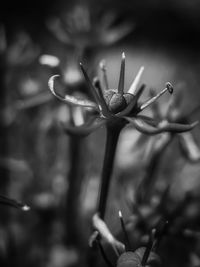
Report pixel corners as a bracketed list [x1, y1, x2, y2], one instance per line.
[97, 123, 122, 219]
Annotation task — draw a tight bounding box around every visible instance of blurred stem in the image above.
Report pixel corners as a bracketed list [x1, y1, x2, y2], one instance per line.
[65, 134, 86, 247]
[97, 123, 123, 219]
[136, 134, 173, 204]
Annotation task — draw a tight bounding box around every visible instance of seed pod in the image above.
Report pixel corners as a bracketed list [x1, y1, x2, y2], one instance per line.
[104, 90, 135, 114]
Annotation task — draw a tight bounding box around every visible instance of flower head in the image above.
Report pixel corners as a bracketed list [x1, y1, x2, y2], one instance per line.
[48, 53, 198, 136]
[47, 5, 133, 50]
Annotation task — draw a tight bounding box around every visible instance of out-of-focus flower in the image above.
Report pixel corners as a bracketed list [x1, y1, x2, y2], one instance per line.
[48, 53, 198, 137]
[149, 88, 200, 162]
[47, 5, 134, 50]
[0, 27, 39, 67]
[90, 212, 161, 267]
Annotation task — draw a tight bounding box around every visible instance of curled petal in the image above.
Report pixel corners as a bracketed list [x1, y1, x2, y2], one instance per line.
[48, 75, 98, 110]
[0, 195, 30, 211]
[179, 132, 200, 162]
[125, 117, 198, 135]
[61, 117, 106, 137]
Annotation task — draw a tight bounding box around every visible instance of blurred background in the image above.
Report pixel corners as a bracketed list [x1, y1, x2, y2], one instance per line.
[1, 0, 200, 267]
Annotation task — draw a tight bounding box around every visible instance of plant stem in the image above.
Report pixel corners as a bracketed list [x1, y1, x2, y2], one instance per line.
[97, 123, 122, 219]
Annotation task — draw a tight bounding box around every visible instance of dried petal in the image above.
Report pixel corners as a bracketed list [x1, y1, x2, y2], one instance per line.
[48, 75, 98, 110]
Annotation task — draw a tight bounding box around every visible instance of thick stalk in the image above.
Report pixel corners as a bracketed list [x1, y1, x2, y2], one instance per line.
[97, 123, 122, 219]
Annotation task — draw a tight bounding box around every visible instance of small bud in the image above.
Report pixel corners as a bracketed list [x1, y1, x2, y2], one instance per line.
[109, 93, 127, 113]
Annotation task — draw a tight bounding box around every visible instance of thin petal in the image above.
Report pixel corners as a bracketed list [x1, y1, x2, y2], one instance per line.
[79, 63, 102, 112]
[179, 132, 200, 162]
[99, 59, 109, 90]
[125, 117, 198, 135]
[100, 22, 134, 45]
[0, 195, 30, 211]
[48, 75, 98, 110]
[149, 88, 162, 120]
[128, 66, 144, 95]
[47, 18, 72, 45]
[61, 117, 106, 136]
[93, 77, 113, 118]
[15, 92, 52, 110]
[118, 52, 125, 95]
[138, 82, 173, 112]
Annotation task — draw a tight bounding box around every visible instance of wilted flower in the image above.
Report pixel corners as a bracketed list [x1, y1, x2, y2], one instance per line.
[48, 53, 197, 137]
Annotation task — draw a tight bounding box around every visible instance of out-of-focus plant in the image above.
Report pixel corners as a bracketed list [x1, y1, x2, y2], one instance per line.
[47, 4, 133, 55]
[135, 87, 200, 204]
[48, 52, 198, 225]
[42, 4, 134, 249]
[90, 212, 161, 267]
